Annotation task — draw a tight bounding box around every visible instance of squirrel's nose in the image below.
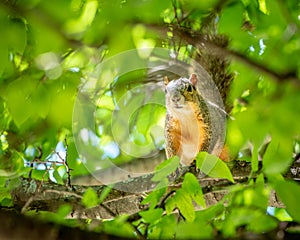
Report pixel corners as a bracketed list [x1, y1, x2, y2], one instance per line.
[172, 95, 181, 103]
[171, 92, 182, 103]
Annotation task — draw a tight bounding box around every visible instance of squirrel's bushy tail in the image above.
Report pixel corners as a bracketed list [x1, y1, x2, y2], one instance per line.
[195, 34, 233, 113]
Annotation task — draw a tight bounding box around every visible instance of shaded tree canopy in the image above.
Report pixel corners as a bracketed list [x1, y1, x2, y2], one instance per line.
[0, 0, 300, 239]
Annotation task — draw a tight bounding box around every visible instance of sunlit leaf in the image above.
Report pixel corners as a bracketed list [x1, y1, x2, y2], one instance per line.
[258, 0, 269, 14]
[82, 187, 99, 208]
[148, 215, 176, 239]
[263, 139, 293, 175]
[52, 169, 64, 185]
[267, 207, 293, 222]
[182, 172, 205, 207]
[31, 169, 48, 181]
[219, 2, 251, 50]
[175, 220, 214, 239]
[274, 180, 300, 223]
[165, 188, 196, 222]
[98, 186, 112, 204]
[103, 216, 136, 238]
[196, 152, 234, 183]
[141, 180, 167, 208]
[222, 208, 277, 237]
[56, 204, 72, 218]
[173, 189, 195, 222]
[139, 208, 164, 224]
[0, 188, 13, 207]
[151, 156, 180, 182]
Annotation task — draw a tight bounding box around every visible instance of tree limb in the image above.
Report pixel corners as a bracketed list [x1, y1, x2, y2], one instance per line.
[9, 160, 297, 219]
[148, 24, 300, 86]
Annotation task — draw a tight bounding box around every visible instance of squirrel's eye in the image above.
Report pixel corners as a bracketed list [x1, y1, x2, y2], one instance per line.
[187, 85, 193, 92]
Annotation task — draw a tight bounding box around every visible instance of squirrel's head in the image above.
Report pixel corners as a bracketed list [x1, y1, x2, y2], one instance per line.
[164, 74, 199, 109]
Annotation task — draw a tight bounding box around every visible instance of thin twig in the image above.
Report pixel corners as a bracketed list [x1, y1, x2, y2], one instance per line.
[64, 138, 72, 188]
[99, 203, 116, 218]
[21, 196, 34, 213]
[158, 190, 176, 209]
[56, 138, 72, 189]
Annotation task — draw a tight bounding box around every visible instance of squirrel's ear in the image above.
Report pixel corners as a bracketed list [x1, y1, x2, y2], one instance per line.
[164, 76, 170, 86]
[189, 73, 198, 86]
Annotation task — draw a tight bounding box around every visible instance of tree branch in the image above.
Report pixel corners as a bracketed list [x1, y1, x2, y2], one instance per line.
[148, 24, 300, 86]
[10, 160, 297, 219]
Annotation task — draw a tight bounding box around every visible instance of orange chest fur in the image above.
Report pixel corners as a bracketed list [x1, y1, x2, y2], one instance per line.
[166, 102, 209, 165]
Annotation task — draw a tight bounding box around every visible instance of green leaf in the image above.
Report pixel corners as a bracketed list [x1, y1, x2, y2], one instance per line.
[82, 187, 99, 208]
[103, 216, 136, 238]
[0, 188, 13, 207]
[219, 2, 253, 50]
[31, 169, 49, 181]
[98, 186, 112, 204]
[52, 169, 64, 185]
[182, 173, 205, 207]
[263, 139, 294, 175]
[196, 152, 234, 183]
[195, 203, 223, 222]
[141, 180, 167, 208]
[268, 207, 293, 222]
[173, 189, 195, 222]
[56, 204, 72, 218]
[247, 212, 278, 233]
[139, 208, 164, 224]
[222, 208, 277, 237]
[165, 195, 176, 216]
[151, 156, 179, 182]
[175, 220, 214, 239]
[242, 187, 269, 210]
[274, 180, 300, 223]
[148, 215, 176, 239]
[2, 77, 37, 127]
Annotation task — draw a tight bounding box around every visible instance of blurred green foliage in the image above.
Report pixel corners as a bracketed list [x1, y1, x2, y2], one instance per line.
[0, 0, 300, 239]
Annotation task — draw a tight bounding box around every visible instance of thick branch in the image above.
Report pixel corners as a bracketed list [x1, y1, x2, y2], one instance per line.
[10, 160, 296, 219]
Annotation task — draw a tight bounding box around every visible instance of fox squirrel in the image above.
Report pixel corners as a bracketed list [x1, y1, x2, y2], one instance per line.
[164, 73, 228, 166]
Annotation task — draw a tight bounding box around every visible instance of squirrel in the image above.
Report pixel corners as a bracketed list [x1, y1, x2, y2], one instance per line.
[164, 73, 229, 166]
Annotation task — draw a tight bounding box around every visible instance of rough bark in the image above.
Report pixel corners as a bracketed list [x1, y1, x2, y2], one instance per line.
[9, 159, 298, 219]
